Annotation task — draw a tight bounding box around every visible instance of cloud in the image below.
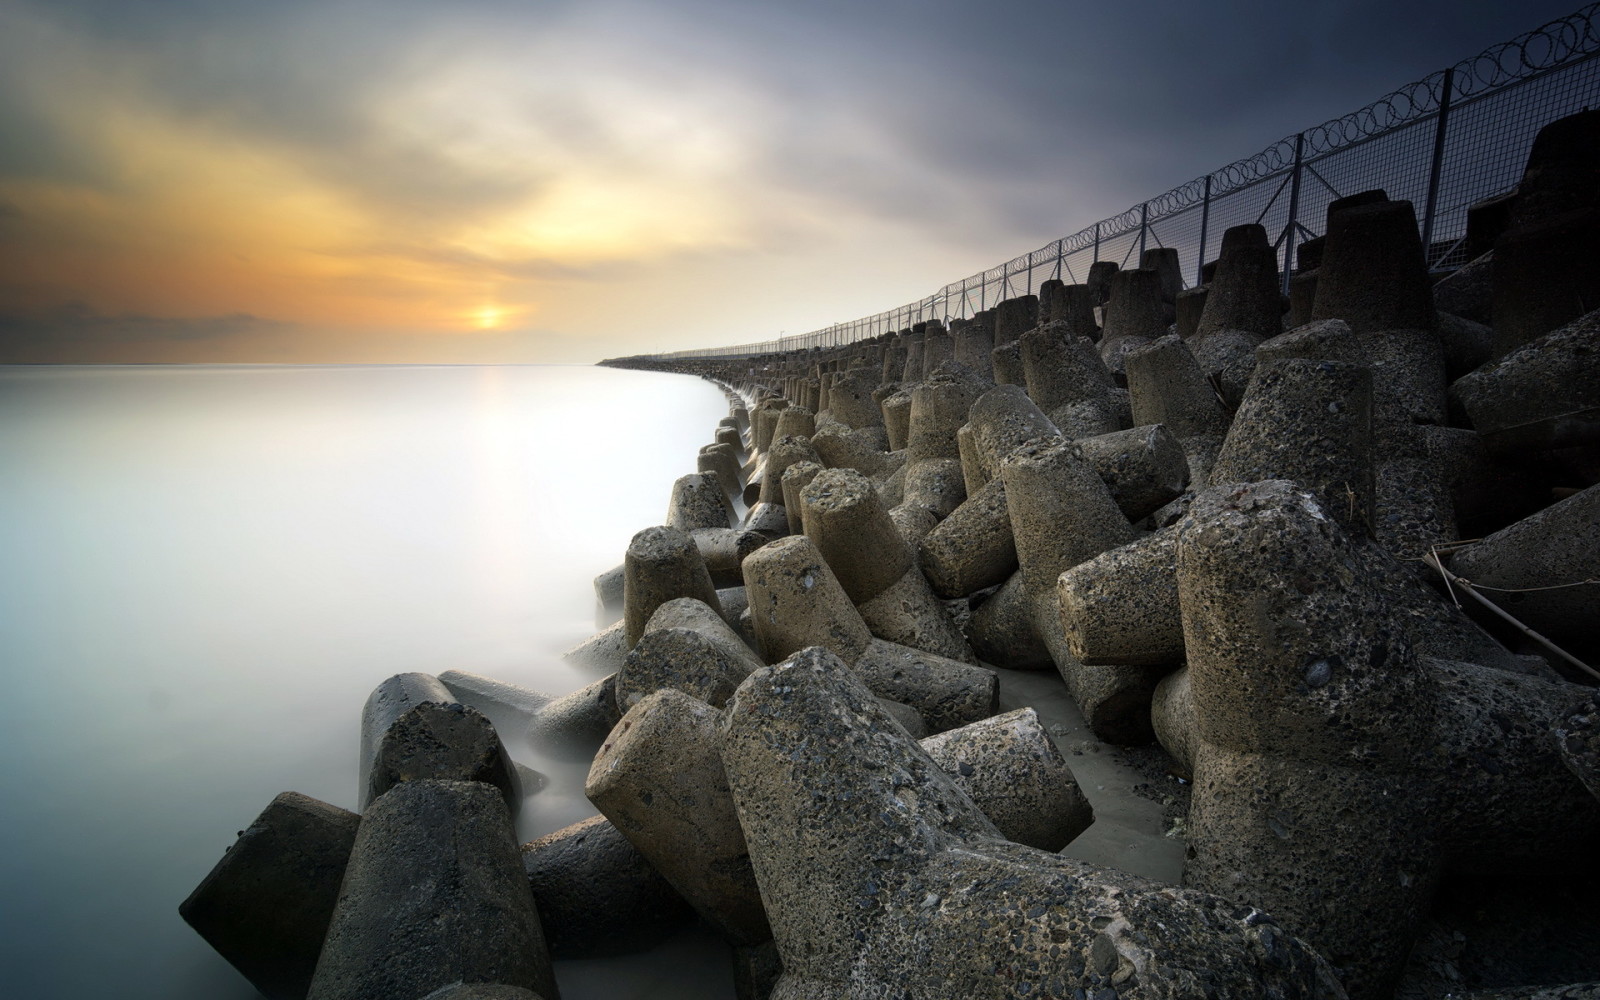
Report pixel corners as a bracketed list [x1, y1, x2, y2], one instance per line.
[0, 0, 1587, 361]
[0, 301, 289, 350]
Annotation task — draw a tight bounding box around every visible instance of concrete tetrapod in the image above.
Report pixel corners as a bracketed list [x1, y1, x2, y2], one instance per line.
[971, 438, 1154, 742]
[1100, 269, 1169, 375]
[1452, 306, 1600, 459]
[1124, 334, 1230, 487]
[779, 460, 824, 536]
[180, 792, 360, 1000]
[719, 647, 1345, 1000]
[1448, 482, 1600, 653]
[185, 791, 693, 979]
[437, 669, 621, 755]
[1018, 325, 1122, 439]
[1195, 223, 1281, 340]
[520, 814, 693, 959]
[1175, 480, 1600, 1000]
[588, 686, 1097, 950]
[622, 525, 723, 648]
[756, 435, 824, 507]
[917, 476, 1016, 599]
[799, 467, 975, 662]
[366, 701, 521, 813]
[1210, 358, 1374, 537]
[1491, 109, 1600, 357]
[358, 673, 456, 802]
[740, 534, 996, 732]
[307, 780, 558, 1000]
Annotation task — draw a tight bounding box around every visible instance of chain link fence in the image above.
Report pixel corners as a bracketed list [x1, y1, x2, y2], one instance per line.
[659, 4, 1600, 361]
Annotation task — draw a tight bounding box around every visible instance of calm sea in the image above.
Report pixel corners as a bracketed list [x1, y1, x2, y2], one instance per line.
[0, 363, 738, 999]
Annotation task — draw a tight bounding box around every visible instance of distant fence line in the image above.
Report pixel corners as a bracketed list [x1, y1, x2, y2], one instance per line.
[655, 4, 1600, 361]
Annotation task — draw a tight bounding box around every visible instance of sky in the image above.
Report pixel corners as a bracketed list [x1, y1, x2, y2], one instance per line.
[0, 0, 1588, 364]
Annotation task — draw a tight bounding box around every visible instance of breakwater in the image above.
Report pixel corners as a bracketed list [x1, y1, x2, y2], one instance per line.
[182, 113, 1599, 999]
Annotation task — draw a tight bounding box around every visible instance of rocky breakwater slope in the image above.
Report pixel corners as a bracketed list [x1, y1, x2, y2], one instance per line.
[185, 111, 1600, 1000]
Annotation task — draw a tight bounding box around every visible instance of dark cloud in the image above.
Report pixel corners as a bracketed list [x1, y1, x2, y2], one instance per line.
[0, 301, 288, 353]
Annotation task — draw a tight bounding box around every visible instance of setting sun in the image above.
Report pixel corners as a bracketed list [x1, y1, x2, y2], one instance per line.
[473, 305, 505, 330]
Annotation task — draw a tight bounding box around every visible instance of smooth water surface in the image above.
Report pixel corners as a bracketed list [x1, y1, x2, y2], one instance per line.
[0, 363, 738, 999]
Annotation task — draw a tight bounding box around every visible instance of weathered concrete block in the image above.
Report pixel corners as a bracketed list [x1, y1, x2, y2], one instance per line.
[698, 443, 745, 498]
[826, 369, 885, 430]
[1210, 358, 1375, 537]
[1196, 224, 1281, 340]
[520, 815, 692, 959]
[741, 534, 873, 664]
[917, 477, 1016, 599]
[1059, 527, 1182, 667]
[617, 625, 758, 712]
[527, 674, 622, 753]
[992, 295, 1040, 344]
[359, 673, 456, 802]
[1086, 260, 1119, 305]
[757, 435, 823, 506]
[1100, 269, 1169, 375]
[900, 455, 968, 518]
[1311, 198, 1436, 335]
[593, 564, 624, 628]
[561, 620, 627, 673]
[966, 384, 1062, 482]
[308, 780, 557, 1000]
[420, 985, 545, 1000]
[967, 569, 1055, 669]
[1433, 249, 1494, 326]
[813, 416, 892, 470]
[1491, 110, 1600, 357]
[1557, 689, 1600, 802]
[666, 473, 735, 532]
[1151, 667, 1195, 774]
[740, 500, 791, 540]
[751, 398, 789, 455]
[367, 702, 520, 812]
[720, 647, 1344, 1000]
[1125, 334, 1230, 440]
[1449, 482, 1600, 652]
[1019, 324, 1121, 438]
[779, 460, 824, 536]
[852, 638, 998, 733]
[989, 338, 1025, 386]
[1176, 285, 1208, 339]
[1142, 247, 1183, 304]
[1452, 307, 1600, 458]
[623, 525, 723, 648]
[1175, 480, 1600, 1000]
[1039, 280, 1098, 337]
[919, 706, 1093, 852]
[181, 792, 359, 1000]
[587, 690, 768, 945]
[880, 385, 915, 451]
[771, 406, 816, 442]
[802, 468, 974, 662]
[1074, 423, 1191, 522]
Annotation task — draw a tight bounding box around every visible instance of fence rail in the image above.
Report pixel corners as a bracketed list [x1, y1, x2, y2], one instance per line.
[657, 4, 1600, 361]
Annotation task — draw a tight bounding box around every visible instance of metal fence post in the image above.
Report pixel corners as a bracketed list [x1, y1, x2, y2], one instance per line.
[1138, 202, 1149, 263]
[1093, 222, 1101, 264]
[1054, 239, 1064, 281]
[1421, 66, 1457, 266]
[1281, 132, 1305, 298]
[1197, 174, 1212, 286]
